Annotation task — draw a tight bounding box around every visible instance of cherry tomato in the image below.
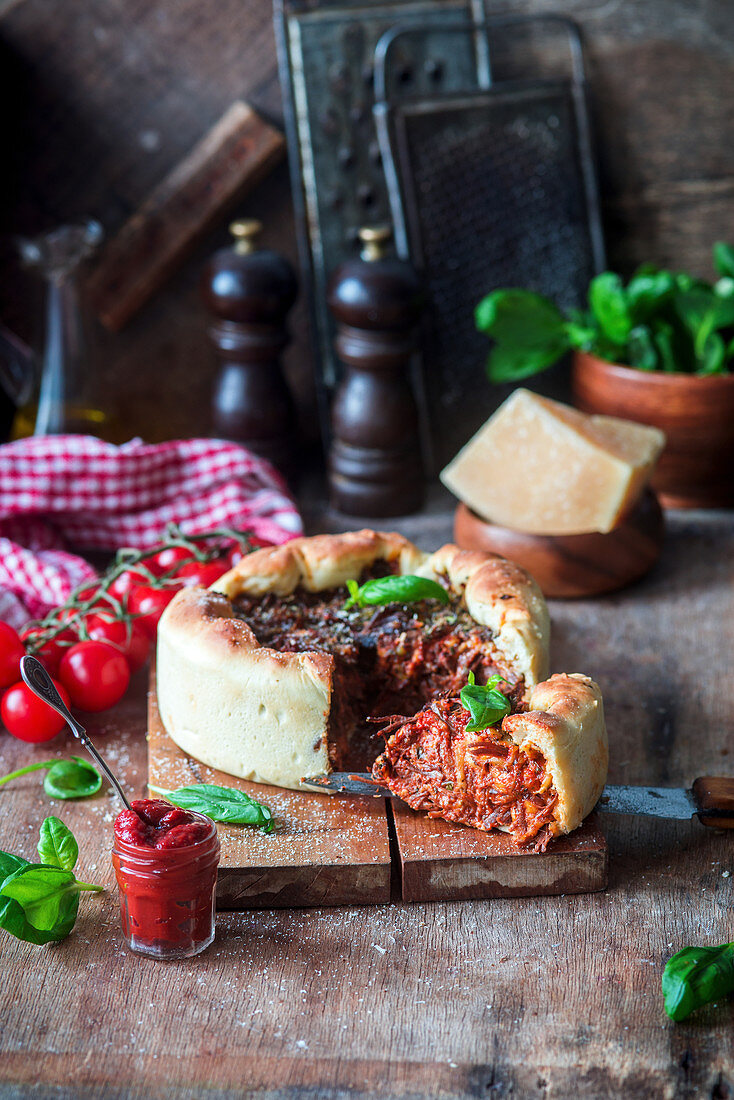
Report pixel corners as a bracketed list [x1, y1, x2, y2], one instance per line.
[108, 566, 156, 602]
[147, 546, 196, 575]
[21, 627, 78, 675]
[84, 614, 152, 673]
[0, 623, 25, 690]
[2, 678, 71, 742]
[175, 558, 229, 588]
[127, 585, 178, 638]
[59, 641, 131, 712]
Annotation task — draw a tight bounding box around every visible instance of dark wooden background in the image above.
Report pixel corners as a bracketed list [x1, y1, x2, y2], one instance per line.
[0, 0, 732, 448]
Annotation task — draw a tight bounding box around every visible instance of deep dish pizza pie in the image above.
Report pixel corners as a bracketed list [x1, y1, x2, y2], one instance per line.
[372, 673, 607, 849]
[156, 529, 552, 790]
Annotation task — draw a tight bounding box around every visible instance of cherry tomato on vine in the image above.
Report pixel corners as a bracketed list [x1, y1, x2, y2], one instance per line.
[0, 623, 25, 690]
[59, 641, 131, 712]
[2, 678, 71, 742]
[107, 566, 156, 602]
[84, 614, 152, 673]
[175, 558, 229, 588]
[20, 626, 78, 675]
[126, 585, 178, 638]
[148, 546, 196, 574]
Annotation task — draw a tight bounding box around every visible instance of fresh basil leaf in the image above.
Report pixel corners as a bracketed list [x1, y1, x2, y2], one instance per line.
[485, 341, 568, 384]
[699, 332, 727, 375]
[713, 242, 734, 279]
[715, 276, 734, 301]
[563, 320, 598, 351]
[344, 575, 450, 611]
[652, 322, 678, 374]
[662, 943, 734, 1022]
[476, 289, 570, 383]
[43, 757, 102, 800]
[589, 273, 632, 345]
[0, 866, 81, 932]
[627, 325, 657, 371]
[0, 757, 102, 800]
[626, 271, 675, 321]
[459, 672, 512, 733]
[0, 861, 66, 946]
[0, 851, 29, 881]
[37, 817, 78, 872]
[152, 784, 274, 831]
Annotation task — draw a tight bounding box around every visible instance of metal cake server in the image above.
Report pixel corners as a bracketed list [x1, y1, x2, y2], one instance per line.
[20, 654, 133, 811]
[302, 773, 734, 827]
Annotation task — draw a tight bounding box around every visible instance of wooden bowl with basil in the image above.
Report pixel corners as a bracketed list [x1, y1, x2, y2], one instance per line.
[476, 242, 734, 509]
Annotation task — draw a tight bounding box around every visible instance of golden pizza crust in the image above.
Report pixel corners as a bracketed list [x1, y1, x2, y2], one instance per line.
[157, 529, 551, 791]
[502, 673, 608, 834]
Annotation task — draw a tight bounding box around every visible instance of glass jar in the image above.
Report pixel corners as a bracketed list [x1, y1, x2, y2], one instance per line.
[112, 813, 220, 960]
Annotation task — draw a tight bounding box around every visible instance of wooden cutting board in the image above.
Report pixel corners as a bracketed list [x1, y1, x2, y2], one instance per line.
[148, 681, 607, 906]
[147, 685, 392, 908]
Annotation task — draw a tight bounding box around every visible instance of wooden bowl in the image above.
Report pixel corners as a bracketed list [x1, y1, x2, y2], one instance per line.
[572, 351, 734, 509]
[454, 489, 664, 598]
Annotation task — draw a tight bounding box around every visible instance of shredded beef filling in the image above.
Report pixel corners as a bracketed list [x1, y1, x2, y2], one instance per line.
[231, 582, 523, 771]
[372, 694, 558, 851]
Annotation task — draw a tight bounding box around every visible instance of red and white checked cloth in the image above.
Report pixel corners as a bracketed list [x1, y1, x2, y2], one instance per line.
[0, 435, 303, 629]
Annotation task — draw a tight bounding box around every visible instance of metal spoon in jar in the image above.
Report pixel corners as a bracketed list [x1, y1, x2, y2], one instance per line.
[20, 654, 133, 812]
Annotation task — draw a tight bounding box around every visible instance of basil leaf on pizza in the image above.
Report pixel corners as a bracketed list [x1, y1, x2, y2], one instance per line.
[149, 784, 274, 832]
[460, 672, 512, 732]
[344, 575, 450, 611]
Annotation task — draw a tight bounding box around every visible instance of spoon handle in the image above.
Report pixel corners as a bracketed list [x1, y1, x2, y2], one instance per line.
[20, 655, 133, 812]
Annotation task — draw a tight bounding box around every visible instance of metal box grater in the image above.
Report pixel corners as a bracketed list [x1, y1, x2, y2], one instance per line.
[374, 16, 605, 471]
[274, 0, 490, 441]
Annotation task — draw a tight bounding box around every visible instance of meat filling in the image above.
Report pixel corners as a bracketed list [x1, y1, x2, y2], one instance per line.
[372, 694, 558, 851]
[232, 578, 523, 771]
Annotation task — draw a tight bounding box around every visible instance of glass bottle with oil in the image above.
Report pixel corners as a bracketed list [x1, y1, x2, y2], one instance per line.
[11, 220, 119, 440]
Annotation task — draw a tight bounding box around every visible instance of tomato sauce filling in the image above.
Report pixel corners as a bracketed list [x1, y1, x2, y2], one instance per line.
[232, 567, 524, 771]
[372, 694, 558, 851]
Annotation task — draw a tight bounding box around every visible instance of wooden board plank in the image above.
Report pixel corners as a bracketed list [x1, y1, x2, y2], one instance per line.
[393, 803, 607, 902]
[147, 683, 391, 909]
[86, 99, 286, 331]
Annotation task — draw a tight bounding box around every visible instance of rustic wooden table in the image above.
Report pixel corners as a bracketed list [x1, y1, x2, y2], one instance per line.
[1, 505, 733, 1099]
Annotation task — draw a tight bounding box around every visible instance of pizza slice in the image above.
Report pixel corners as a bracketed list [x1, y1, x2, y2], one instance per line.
[372, 673, 607, 849]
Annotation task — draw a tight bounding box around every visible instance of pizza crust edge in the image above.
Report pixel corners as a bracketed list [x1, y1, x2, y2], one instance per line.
[503, 673, 608, 834]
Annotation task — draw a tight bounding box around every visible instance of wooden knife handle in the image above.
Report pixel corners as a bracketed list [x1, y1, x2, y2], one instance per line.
[693, 777, 734, 828]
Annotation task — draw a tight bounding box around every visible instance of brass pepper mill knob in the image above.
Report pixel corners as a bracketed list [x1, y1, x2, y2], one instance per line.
[358, 224, 392, 262]
[229, 218, 262, 256]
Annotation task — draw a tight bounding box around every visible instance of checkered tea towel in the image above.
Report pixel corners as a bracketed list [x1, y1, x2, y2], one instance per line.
[0, 435, 303, 629]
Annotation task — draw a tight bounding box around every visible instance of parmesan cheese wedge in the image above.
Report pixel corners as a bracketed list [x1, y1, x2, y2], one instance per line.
[440, 389, 666, 535]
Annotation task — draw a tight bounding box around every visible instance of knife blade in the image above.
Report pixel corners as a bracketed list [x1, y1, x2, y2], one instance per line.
[301, 773, 730, 823]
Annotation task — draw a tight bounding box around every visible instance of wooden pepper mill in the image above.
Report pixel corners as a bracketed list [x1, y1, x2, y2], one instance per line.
[327, 226, 425, 516]
[200, 219, 298, 480]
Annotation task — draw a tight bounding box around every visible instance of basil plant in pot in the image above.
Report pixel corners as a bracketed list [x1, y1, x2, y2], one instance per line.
[475, 242, 734, 508]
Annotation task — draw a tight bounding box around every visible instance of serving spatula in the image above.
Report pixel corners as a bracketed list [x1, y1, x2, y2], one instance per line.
[302, 773, 734, 827]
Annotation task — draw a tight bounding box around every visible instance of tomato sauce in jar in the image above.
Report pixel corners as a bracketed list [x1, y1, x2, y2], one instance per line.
[112, 799, 220, 960]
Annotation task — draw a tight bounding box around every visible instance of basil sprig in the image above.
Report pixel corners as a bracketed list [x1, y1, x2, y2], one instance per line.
[37, 816, 79, 871]
[0, 757, 102, 800]
[149, 783, 274, 832]
[662, 943, 734, 1022]
[0, 818, 103, 945]
[459, 672, 512, 733]
[344, 575, 450, 611]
